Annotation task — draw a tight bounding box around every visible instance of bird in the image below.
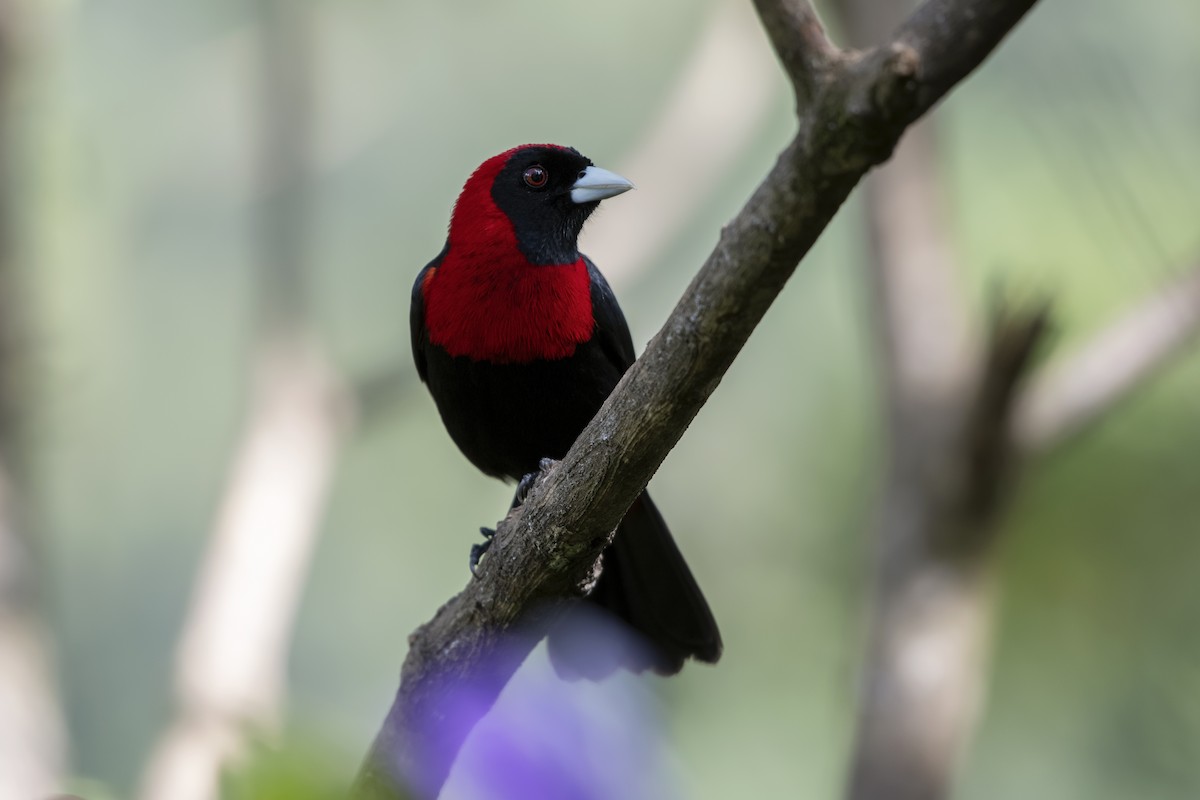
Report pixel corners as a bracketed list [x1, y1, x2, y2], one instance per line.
[410, 144, 722, 677]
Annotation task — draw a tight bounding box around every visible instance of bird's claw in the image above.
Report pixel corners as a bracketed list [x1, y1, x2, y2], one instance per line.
[514, 457, 558, 508]
[470, 527, 495, 576]
[474, 457, 556, 576]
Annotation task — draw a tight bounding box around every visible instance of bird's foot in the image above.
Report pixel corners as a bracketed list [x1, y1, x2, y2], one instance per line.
[513, 457, 558, 508]
[470, 527, 495, 576]
[475, 459, 557, 576]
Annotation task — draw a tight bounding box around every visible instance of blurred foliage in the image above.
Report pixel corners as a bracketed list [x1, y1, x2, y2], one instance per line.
[8, 0, 1199, 797]
[222, 735, 358, 800]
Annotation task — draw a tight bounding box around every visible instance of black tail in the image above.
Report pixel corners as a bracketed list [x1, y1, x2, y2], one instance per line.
[547, 492, 722, 679]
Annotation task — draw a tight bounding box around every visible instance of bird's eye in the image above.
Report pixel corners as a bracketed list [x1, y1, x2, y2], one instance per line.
[523, 165, 548, 189]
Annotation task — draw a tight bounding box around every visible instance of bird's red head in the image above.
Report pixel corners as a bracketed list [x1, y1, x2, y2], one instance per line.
[422, 145, 633, 364]
[448, 144, 631, 266]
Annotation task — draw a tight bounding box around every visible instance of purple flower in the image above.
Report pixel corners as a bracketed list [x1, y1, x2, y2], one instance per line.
[423, 617, 683, 800]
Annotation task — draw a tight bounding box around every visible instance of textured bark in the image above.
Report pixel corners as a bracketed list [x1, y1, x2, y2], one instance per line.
[353, 1, 1043, 796]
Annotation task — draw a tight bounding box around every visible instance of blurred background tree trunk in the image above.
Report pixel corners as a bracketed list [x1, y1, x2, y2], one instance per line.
[0, 2, 69, 797]
[830, 1, 1200, 798]
[138, 3, 352, 798]
[830, 1, 1001, 797]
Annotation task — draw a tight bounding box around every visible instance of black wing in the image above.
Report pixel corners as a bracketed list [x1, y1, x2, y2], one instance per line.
[410, 243, 449, 383]
[584, 256, 637, 372]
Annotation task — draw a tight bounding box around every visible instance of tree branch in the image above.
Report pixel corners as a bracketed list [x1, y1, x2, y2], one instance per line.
[354, 0, 1044, 795]
[1014, 262, 1200, 454]
[751, 0, 841, 105]
[892, 0, 1042, 117]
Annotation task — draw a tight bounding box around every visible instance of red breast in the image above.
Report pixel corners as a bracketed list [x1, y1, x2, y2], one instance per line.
[422, 147, 595, 364]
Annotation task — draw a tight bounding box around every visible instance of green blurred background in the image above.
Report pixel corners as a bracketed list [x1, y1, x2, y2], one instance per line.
[12, 0, 1199, 797]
